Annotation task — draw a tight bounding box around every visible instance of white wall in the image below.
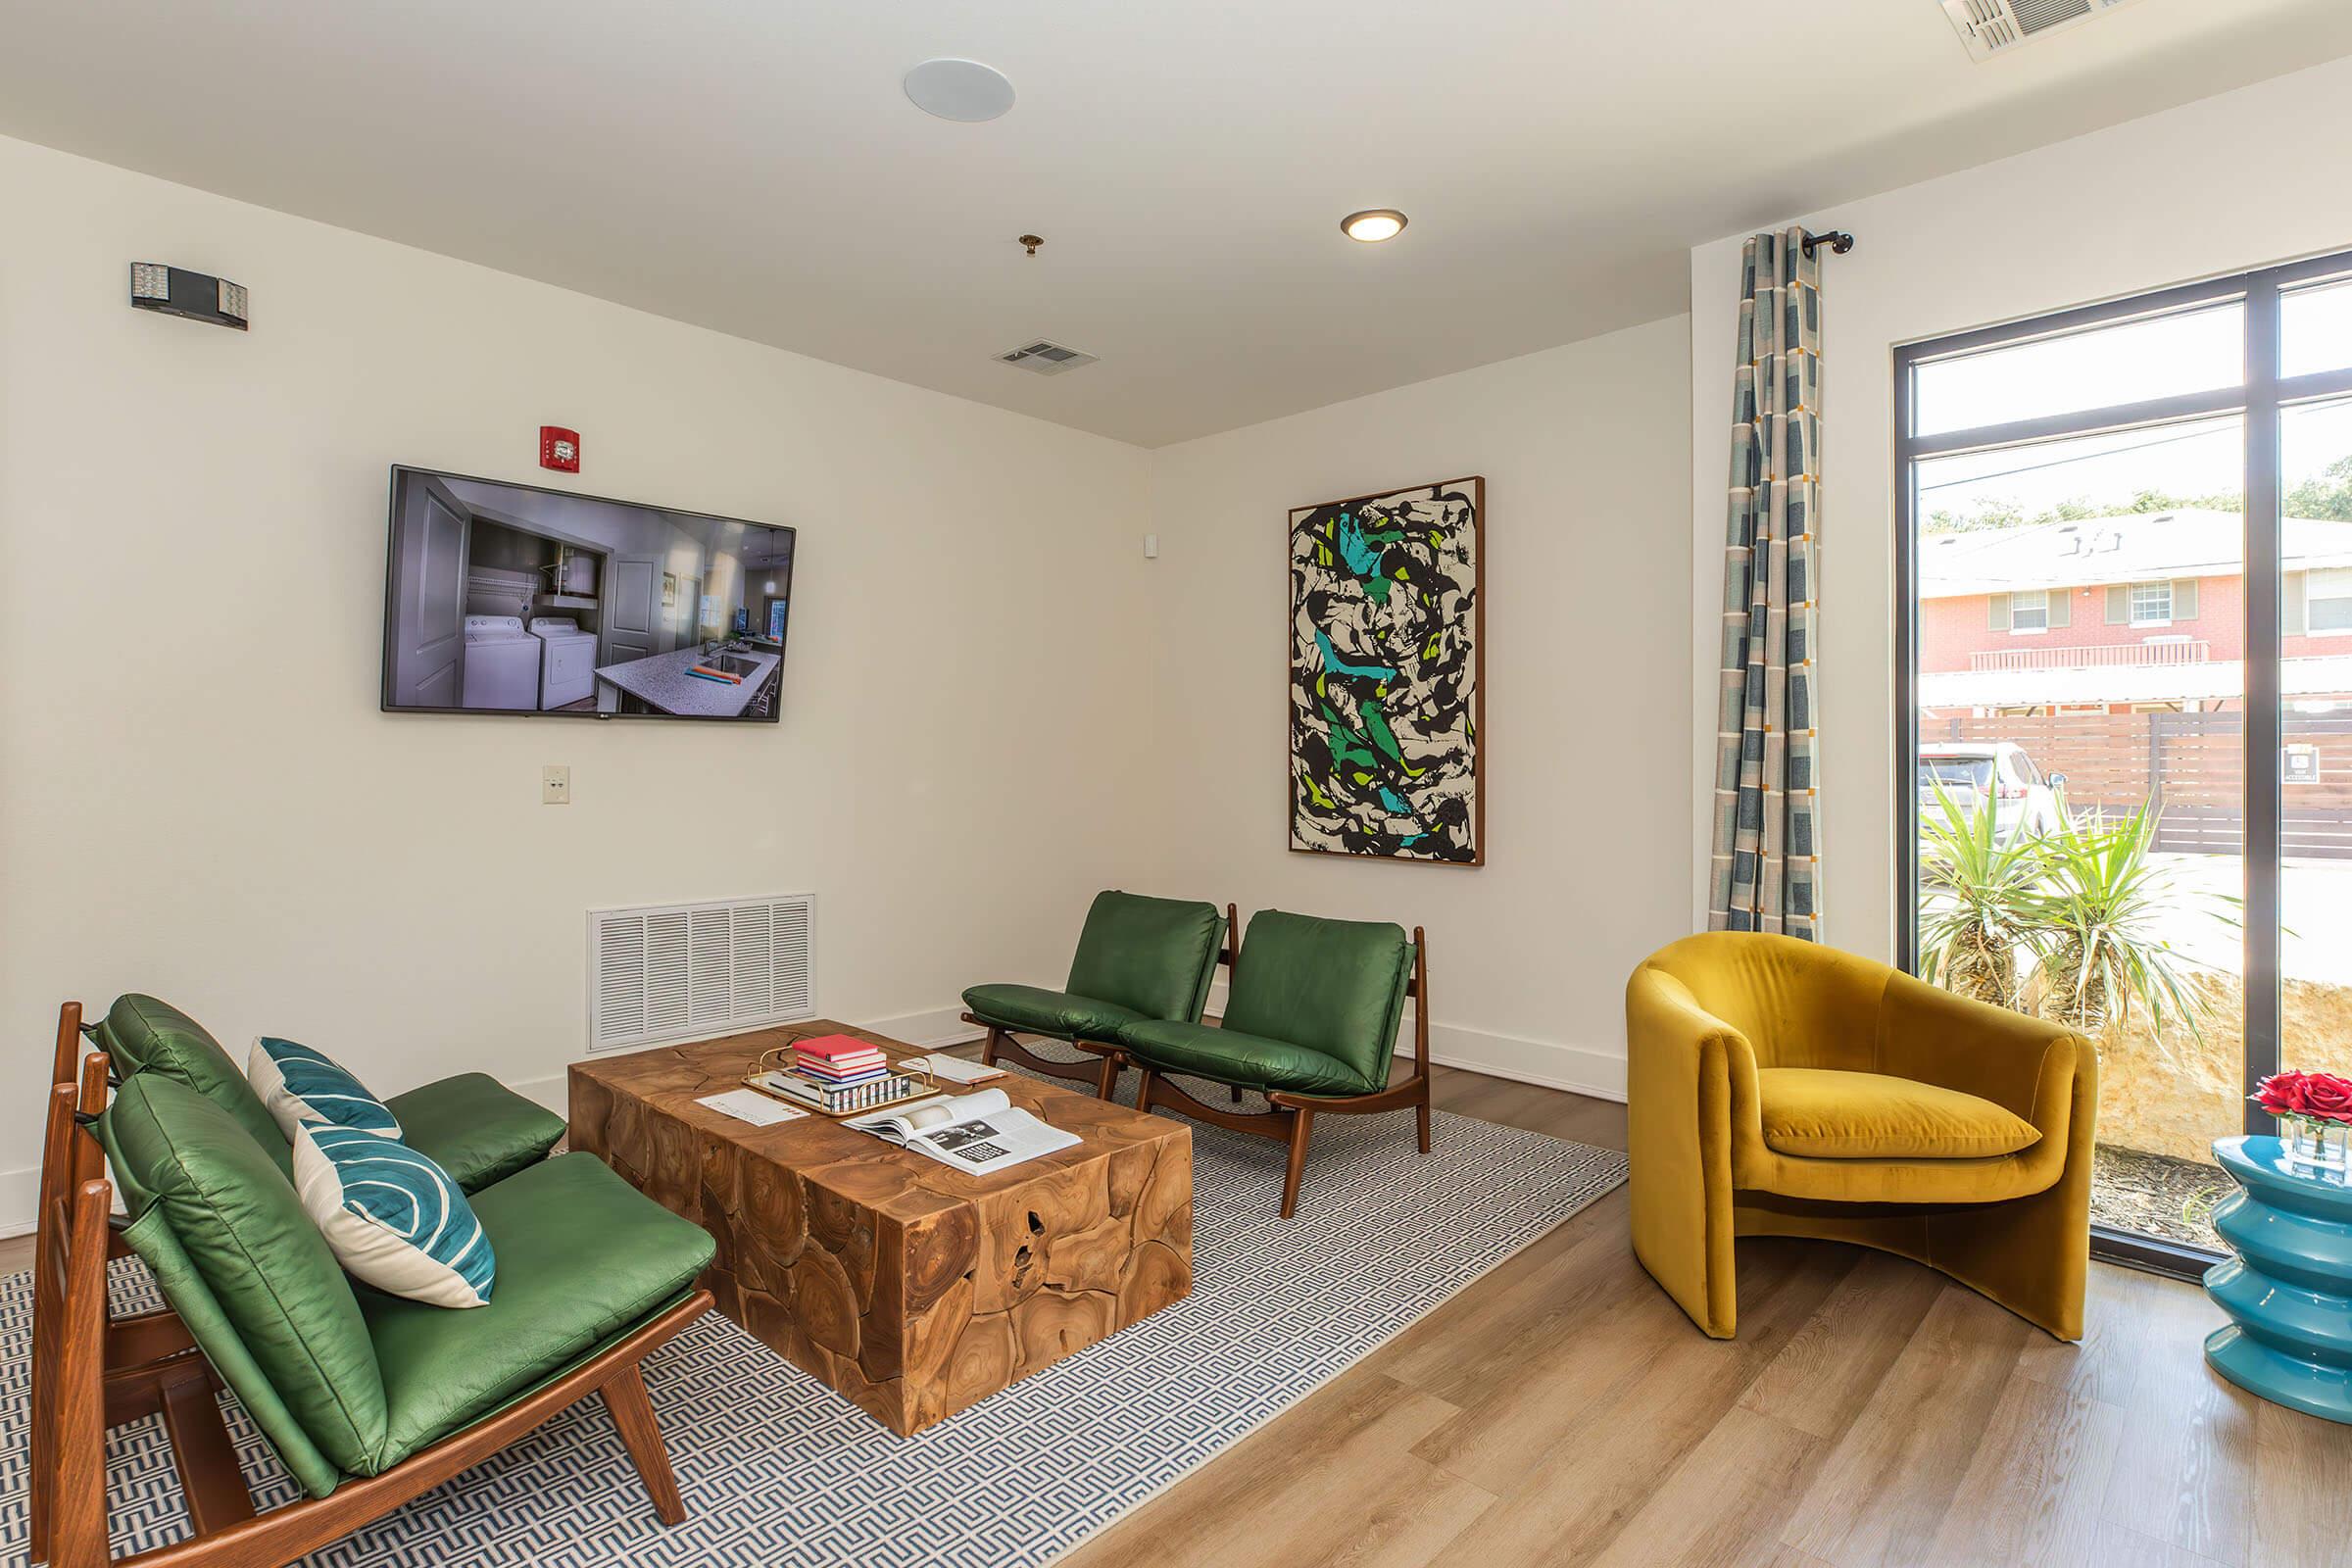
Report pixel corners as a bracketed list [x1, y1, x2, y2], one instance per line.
[0, 134, 1156, 1221]
[45, 45, 2336, 1229]
[1146, 315, 1694, 1100]
[1688, 54, 2352, 962]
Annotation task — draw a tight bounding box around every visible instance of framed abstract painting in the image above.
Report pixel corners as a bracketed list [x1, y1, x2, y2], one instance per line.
[1288, 476, 1484, 865]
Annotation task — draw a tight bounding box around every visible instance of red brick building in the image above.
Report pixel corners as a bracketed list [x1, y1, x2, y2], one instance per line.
[1919, 510, 2352, 718]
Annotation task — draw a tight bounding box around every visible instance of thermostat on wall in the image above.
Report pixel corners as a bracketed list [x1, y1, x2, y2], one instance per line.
[128, 263, 248, 330]
[541, 425, 581, 472]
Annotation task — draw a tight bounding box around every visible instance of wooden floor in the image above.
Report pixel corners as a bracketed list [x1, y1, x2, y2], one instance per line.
[14, 1063, 2348, 1567]
[1061, 1064, 2352, 1568]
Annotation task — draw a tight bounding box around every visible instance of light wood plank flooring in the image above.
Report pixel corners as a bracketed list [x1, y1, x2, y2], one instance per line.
[1060, 1064, 2352, 1568]
[12, 1063, 2346, 1566]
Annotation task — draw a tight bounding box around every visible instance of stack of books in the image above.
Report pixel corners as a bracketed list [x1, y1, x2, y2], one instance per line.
[761, 1034, 903, 1113]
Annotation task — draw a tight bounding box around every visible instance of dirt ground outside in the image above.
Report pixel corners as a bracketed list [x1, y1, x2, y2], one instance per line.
[2090, 1145, 2234, 1250]
[2092, 959, 2352, 1162]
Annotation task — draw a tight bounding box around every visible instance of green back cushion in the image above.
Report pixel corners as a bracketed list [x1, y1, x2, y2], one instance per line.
[1222, 909, 1413, 1089]
[114, 1203, 346, 1498]
[1065, 891, 1226, 1023]
[102, 1074, 388, 1477]
[97, 995, 292, 1174]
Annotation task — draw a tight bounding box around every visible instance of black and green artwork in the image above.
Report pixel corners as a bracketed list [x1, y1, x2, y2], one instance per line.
[1289, 477, 1483, 865]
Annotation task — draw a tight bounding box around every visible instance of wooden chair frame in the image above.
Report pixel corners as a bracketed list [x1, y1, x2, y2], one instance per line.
[30, 1012, 712, 1568]
[1094, 926, 1433, 1218]
[964, 903, 1240, 1101]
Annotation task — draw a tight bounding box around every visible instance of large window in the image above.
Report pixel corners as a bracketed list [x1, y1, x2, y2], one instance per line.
[1897, 249, 2352, 1270]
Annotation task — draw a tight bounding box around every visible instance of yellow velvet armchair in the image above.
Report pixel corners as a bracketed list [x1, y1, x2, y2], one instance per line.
[1627, 932, 2098, 1342]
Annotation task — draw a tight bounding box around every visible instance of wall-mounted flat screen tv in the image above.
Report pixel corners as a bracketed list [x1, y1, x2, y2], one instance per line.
[381, 466, 795, 722]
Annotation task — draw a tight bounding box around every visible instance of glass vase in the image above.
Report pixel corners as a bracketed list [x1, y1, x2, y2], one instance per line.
[2280, 1115, 2352, 1177]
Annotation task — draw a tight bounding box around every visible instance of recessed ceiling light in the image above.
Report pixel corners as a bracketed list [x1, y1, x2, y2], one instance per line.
[1341, 209, 1408, 243]
[904, 58, 1016, 122]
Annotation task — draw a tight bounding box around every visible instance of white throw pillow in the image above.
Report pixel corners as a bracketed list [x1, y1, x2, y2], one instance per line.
[248, 1036, 402, 1142]
[293, 1124, 495, 1308]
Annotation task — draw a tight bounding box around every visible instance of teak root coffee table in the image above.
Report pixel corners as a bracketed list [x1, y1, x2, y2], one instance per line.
[568, 1021, 1194, 1436]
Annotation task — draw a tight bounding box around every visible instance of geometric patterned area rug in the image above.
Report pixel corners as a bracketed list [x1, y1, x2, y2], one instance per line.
[0, 1071, 1625, 1568]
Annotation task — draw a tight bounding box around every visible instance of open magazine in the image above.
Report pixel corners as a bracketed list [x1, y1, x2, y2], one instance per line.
[846, 1089, 1078, 1174]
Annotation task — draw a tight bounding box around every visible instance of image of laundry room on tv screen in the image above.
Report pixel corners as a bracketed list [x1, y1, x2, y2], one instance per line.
[381, 467, 795, 721]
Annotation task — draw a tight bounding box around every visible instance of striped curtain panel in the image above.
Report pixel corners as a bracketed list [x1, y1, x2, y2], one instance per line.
[1708, 229, 1823, 940]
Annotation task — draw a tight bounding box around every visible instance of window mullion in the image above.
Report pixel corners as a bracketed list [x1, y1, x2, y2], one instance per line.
[2243, 275, 2284, 1135]
[1903, 386, 2250, 462]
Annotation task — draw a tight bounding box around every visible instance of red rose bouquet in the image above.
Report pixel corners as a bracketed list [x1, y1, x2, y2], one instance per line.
[2251, 1069, 2352, 1125]
[2252, 1070, 2352, 1174]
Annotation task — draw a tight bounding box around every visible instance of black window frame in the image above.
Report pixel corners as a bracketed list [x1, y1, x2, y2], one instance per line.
[1893, 246, 2352, 1276]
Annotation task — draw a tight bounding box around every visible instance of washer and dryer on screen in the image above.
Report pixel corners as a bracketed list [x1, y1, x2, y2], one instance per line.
[530, 617, 599, 710]
[459, 615, 540, 710]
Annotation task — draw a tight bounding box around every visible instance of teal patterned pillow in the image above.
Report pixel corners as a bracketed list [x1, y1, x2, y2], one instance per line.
[293, 1124, 495, 1308]
[247, 1036, 401, 1141]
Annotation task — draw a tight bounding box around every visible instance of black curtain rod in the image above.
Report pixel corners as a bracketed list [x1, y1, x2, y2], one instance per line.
[1802, 230, 1856, 258]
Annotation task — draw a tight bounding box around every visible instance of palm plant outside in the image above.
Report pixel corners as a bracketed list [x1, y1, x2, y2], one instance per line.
[2026, 802, 2241, 1043]
[1917, 789, 2242, 1042]
[1918, 783, 2042, 1008]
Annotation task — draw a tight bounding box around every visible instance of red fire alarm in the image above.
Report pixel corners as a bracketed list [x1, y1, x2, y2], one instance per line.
[539, 426, 580, 472]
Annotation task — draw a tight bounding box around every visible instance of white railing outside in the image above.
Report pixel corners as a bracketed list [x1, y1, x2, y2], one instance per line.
[1967, 640, 2212, 673]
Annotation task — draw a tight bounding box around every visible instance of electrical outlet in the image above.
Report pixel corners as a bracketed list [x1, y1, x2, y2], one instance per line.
[542, 764, 570, 806]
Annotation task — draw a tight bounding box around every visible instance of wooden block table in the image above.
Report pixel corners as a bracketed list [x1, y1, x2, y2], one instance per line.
[568, 1022, 1193, 1436]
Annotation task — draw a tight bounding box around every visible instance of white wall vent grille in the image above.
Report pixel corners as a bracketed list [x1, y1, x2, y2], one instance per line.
[1939, 0, 2141, 62]
[997, 339, 1099, 375]
[589, 893, 814, 1053]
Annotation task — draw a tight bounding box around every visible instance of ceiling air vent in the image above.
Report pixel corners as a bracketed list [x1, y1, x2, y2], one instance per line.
[1940, 0, 2142, 62]
[587, 893, 814, 1053]
[998, 339, 1099, 376]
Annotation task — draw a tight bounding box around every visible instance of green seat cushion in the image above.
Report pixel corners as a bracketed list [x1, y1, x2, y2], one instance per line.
[97, 995, 291, 1177]
[363, 1152, 715, 1469]
[961, 983, 1150, 1042]
[1119, 1018, 1377, 1097]
[1064, 891, 1227, 1023]
[386, 1073, 567, 1193]
[1221, 910, 1412, 1093]
[100, 1074, 388, 1478]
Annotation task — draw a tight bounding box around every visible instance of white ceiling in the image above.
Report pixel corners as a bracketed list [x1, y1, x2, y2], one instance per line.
[6, 1, 2351, 447]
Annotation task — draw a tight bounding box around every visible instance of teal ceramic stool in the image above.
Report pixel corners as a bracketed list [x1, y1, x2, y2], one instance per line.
[2203, 1135, 2352, 1425]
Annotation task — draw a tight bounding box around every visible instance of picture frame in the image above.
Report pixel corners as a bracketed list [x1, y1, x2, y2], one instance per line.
[1287, 475, 1484, 866]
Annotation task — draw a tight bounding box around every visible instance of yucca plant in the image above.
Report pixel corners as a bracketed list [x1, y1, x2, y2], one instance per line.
[1916, 784, 2043, 1009]
[2020, 802, 2239, 1042]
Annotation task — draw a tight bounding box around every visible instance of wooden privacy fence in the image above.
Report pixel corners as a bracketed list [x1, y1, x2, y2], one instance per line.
[1928, 710, 2352, 858]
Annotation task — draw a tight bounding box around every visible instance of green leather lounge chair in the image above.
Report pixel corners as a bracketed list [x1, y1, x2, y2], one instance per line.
[91, 993, 566, 1193]
[960, 890, 1233, 1098]
[33, 1046, 716, 1568]
[1102, 908, 1432, 1218]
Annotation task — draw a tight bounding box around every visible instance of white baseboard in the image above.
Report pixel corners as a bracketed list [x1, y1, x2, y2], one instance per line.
[5, 1002, 1611, 1241]
[856, 1004, 990, 1052]
[0, 1166, 36, 1241]
[1202, 980, 1627, 1103]
[508, 1071, 569, 1115]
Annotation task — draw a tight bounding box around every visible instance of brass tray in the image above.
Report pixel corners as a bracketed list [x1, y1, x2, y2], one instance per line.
[743, 1044, 940, 1121]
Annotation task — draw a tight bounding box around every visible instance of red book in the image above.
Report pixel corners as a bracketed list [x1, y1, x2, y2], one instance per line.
[795, 1034, 881, 1061]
